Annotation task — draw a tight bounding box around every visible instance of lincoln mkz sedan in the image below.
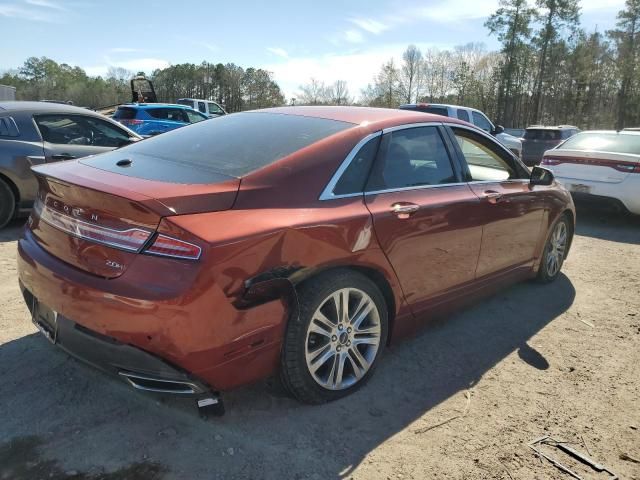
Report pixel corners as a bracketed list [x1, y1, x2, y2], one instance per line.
[17, 107, 575, 409]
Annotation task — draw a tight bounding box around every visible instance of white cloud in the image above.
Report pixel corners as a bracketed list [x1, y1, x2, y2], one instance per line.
[267, 47, 289, 58]
[83, 58, 170, 77]
[344, 29, 365, 43]
[25, 0, 65, 10]
[349, 17, 390, 34]
[107, 47, 142, 54]
[263, 42, 450, 101]
[0, 3, 59, 21]
[201, 42, 219, 53]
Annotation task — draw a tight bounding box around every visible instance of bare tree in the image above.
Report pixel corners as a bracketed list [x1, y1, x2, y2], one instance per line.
[329, 80, 352, 105]
[399, 45, 423, 103]
[298, 78, 330, 105]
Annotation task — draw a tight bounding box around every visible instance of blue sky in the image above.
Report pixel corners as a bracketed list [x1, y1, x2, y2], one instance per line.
[0, 0, 626, 99]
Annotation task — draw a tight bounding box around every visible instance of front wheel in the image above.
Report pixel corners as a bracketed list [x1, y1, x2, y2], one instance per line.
[537, 215, 571, 283]
[281, 270, 388, 404]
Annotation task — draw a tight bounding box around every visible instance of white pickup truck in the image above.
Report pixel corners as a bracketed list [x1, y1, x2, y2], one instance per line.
[399, 103, 523, 158]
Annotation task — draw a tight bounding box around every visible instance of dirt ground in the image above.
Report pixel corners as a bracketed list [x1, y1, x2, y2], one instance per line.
[0, 208, 639, 480]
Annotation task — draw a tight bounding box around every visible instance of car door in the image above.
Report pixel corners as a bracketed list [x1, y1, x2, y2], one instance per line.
[34, 114, 135, 162]
[364, 125, 484, 314]
[447, 125, 545, 278]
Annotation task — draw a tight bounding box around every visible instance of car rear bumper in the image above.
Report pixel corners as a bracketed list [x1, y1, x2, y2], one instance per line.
[17, 228, 288, 392]
[22, 284, 210, 394]
[555, 175, 640, 215]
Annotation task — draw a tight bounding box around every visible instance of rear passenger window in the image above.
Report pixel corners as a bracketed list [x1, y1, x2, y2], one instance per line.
[333, 136, 380, 195]
[0, 117, 19, 137]
[366, 127, 456, 191]
[148, 108, 186, 122]
[198, 102, 207, 113]
[456, 109, 470, 122]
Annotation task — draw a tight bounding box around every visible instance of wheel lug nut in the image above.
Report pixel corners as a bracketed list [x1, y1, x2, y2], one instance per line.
[346, 341, 351, 347]
[338, 324, 343, 331]
[336, 345, 341, 352]
[347, 327, 352, 333]
[331, 335, 337, 342]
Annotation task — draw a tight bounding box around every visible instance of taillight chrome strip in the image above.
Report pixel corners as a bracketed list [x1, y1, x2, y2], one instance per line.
[36, 201, 152, 252]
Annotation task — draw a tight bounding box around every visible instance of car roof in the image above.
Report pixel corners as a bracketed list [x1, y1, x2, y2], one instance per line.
[119, 103, 196, 110]
[400, 103, 486, 114]
[253, 106, 462, 129]
[526, 125, 578, 130]
[573, 129, 640, 136]
[0, 101, 100, 114]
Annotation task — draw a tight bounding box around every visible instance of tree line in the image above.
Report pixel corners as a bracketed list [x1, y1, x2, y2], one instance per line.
[350, 0, 640, 129]
[0, 58, 285, 112]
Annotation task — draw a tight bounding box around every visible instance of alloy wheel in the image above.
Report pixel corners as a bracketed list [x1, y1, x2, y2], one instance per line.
[546, 221, 567, 277]
[304, 288, 382, 390]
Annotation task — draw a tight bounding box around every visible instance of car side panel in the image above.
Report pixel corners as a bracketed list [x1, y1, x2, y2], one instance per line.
[0, 112, 46, 213]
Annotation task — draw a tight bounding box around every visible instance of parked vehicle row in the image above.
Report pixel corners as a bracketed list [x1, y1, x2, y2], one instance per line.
[113, 103, 209, 136]
[16, 105, 575, 409]
[399, 103, 523, 158]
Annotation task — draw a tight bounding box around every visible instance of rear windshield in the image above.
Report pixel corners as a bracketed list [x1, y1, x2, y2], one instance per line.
[81, 112, 353, 182]
[176, 99, 193, 107]
[557, 132, 640, 155]
[401, 105, 450, 117]
[113, 107, 137, 120]
[524, 129, 562, 141]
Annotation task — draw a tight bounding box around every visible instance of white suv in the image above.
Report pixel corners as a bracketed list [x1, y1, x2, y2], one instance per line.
[399, 103, 522, 158]
[177, 98, 227, 118]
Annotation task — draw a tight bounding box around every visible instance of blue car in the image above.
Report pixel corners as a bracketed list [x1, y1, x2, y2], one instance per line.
[113, 103, 209, 136]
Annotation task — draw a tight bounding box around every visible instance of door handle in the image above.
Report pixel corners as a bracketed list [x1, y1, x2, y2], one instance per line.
[51, 153, 76, 160]
[391, 202, 420, 217]
[483, 190, 503, 204]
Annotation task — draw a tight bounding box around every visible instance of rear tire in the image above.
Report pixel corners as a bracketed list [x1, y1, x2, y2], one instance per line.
[281, 270, 388, 404]
[0, 179, 15, 230]
[536, 215, 571, 283]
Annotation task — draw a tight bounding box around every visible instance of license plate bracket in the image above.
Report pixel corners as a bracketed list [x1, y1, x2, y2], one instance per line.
[32, 299, 59, 344]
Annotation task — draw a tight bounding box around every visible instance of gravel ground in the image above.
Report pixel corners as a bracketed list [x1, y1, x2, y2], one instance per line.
[0, 209, 639, 480]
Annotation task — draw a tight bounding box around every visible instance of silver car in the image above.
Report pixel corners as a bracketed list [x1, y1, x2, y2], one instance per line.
[0, 101, 141, 228]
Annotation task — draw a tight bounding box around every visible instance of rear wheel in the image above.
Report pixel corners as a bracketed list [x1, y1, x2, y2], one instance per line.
[0, 179, 15, 229]
[537, 215, 571, 283]
[281, 270, 388, 404]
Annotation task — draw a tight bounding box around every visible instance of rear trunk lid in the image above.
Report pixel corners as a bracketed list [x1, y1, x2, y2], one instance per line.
[29, 158, 240, 278]
[542, 149, 640, 183]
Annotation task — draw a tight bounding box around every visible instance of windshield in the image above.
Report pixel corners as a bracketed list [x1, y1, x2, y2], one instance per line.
[557, 132, 640, 155]
[524, 129, 562, 141]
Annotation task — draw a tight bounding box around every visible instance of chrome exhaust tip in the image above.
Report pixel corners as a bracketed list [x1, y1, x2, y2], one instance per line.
[118, 371, 204, 395]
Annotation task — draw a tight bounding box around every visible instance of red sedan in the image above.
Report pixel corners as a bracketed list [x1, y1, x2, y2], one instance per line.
[17, 107, 574, 409]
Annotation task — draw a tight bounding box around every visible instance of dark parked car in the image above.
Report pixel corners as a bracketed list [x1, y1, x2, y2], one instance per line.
[112, 103, 208, 136]
[522, 125, 579, 166]
[0, 101, 141, 228]
[18, 107, 574, 410]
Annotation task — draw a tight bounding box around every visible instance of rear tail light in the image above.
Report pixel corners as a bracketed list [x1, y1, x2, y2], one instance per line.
[541, 157, 561, 166]
[143, 234, 202, 260]
[632, 164, 640, 174]
[37, 201, 151, 251]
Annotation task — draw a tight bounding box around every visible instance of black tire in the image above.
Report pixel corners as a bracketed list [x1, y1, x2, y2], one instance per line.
[280, 269, 388, 404]
[0, 179, 15, 230]
[536, 214, 571, 283]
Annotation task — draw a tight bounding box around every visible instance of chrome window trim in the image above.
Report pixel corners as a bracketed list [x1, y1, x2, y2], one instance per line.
[318, 122, 531, 201]
[364, 182, 466, 196]
[319, 131, 382, 201]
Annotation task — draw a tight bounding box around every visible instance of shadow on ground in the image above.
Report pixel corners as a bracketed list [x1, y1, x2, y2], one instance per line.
[0, 273, 575, 479]
[0, 219, 25, 243]
[574, 206, 640, 245]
